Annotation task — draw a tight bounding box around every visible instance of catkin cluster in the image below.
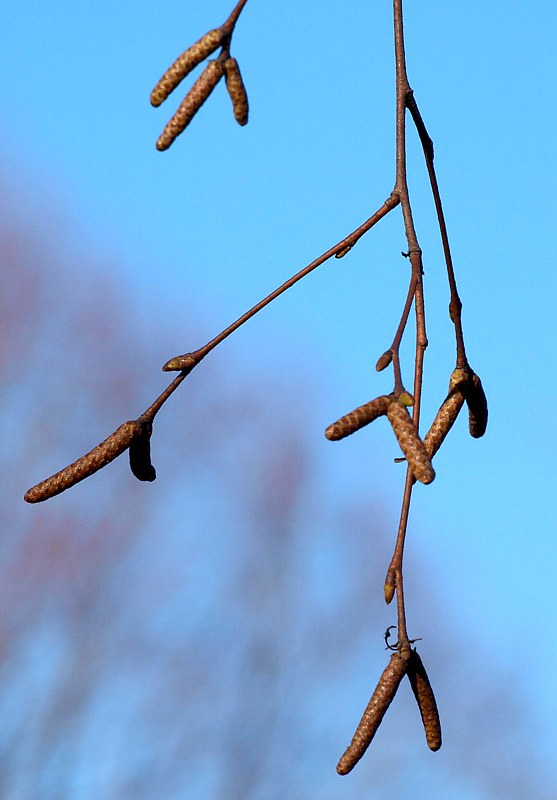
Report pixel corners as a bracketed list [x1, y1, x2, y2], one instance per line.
[337, 647, 441, 775]
[325, 393, 435, 485]
[326, 360, 487, 489]
[151, 26, 249, 151]
[423, 365, 488, 463]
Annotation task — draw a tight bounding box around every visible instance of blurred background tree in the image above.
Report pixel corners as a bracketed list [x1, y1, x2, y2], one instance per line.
[2, 174, 555, 799]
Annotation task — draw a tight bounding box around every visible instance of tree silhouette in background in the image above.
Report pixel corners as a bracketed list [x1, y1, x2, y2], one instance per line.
[4, 175, 554, 798]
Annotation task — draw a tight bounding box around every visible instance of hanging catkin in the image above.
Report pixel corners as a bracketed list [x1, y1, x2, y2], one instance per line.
[406, 649, 442, 751]
[223, 57, 249, 125]
[465, 372, 488, 438]
[24, 420, 142, 503]
[128, 420, 156, 482]
[337, 652, 408, 775]
[150, 28, 225, 107]
[156, 60, 224, 151]
[325, 395, 391, 441]
[386, 400, 435, 484]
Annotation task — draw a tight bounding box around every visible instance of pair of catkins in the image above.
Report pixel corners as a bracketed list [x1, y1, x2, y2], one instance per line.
[325, 366, 488, 485]
[151, 28, 249, 151]
[337, 646, 441, 775]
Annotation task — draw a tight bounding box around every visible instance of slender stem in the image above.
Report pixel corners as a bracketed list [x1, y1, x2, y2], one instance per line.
[163, 194, 400, 370]
[221, 0, 250, 34]
[140, 372, 188, 424]
[386, 0, 429, 648]
[407, 92, 468, 368]
[389, 272, 417, 393]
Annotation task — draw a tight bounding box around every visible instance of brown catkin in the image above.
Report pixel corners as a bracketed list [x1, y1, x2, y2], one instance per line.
[386, 400, 435, 484]
[423, 387, 466, 460]
[128, 421, 156, 482]
[407, 649, 442, 751]
[223, 57, 249, 125]
[24, 420, 142, 503]
[466, 372, 488, 438]
[156, 60, 224, 151]
[325, 395, 391, 441]
[336, 653, 408, 775]
[150, 28, 224, 107]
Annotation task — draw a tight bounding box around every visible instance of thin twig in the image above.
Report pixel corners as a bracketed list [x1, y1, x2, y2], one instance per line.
[407, 91, 468, 369]
[162, 194, 400, 370]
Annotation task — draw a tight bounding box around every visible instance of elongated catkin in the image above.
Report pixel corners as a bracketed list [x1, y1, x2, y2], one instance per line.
[223, 57, 249, 125]
[386, 400, 435, 484]
[128, 421, 156, 482]
[407, 649, 442, 751]
[337, 652, 408, 775]
[325, 395, 391, 441]
[156, 60, 224, 151]
[24, 420, 142, 503]
[423, 387, 465, 460]
[150, 28, 224, 107]
[466, 372, 488, 438]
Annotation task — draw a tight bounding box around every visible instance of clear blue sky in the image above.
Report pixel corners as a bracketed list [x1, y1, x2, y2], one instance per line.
[2, 1, 557, 795]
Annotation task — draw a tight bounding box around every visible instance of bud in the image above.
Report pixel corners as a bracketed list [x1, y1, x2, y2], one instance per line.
[375, 350, 393, 372]
[465, 372, 488, 438]
[162, 352, 199, 373]
[407, 649, 442, 751]
[223, 57, 249, 126]
[325, 395, 391, 441]
[383, 583, 395, 605]
[156, 60, 224, 151]
[384, 568, 396, 604]
[337, 652, 408, 775]
[129, 420, 156, 482]
[397, 391, 414, 406]
[335, 244, 352, 259]
[150, 28, 224, 107]
[24, 420, 142, 503]
[386, 401, 435, 484]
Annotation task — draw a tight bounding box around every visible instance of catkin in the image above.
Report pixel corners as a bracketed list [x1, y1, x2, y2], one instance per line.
[24, 420, 142, 503]
[386, 400, 435, 484]
[150, 28, 224, 107]
[156, 60, 224, 151]
[336, 652, 408, 775]
[223, 57, 249, 126]
[423, 387, 466, 460]
[466, 372, 488, 438]
[325, 395, 391, 441]
[128, 421, 156, 482]
[407, 649, 442, 751]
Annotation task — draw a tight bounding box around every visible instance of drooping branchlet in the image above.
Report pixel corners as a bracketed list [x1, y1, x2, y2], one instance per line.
[407, 649, 442, 751]
[150, 28, 225, 107]
[223, 57, 249, 126]
[386, 400, 435, 484]
[336, 652, 408, 775]
[129, 420, 157, 482]
[24, 420, 143, 503]
[325, 395, 391, 441]
[156, 60, 224, 151]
